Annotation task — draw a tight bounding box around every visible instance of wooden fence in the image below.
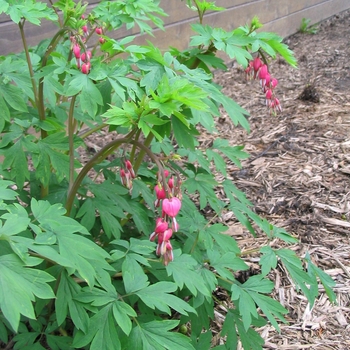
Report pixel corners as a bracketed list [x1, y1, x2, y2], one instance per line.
[0, 0, 349, 56]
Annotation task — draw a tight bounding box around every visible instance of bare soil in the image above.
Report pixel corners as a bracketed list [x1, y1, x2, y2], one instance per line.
[209, 9, 350, 349]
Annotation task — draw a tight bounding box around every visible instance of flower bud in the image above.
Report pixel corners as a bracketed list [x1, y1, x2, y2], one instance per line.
[155, 218, 168, 234]
[125, 160, 135, 178]
[81, 62, 90, 74]
[163, 228, 173, 241]
[95, 27, 103, 35]
[80, 51, 92, 63]
[252, 57, 262, 78]
[270, 78, 278, 89]
[265, 89, 272, 100]
[155, 184, 166, 200]
[82, 25, 88, 34]
[168, 177, 174, 189]
[73, 44, 81, 59]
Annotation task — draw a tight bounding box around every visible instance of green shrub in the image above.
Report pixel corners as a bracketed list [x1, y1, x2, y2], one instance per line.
[0, 1, 334, 349]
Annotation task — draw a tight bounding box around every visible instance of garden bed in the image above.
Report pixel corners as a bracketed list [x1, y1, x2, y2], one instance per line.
[210, 9, 350, 349]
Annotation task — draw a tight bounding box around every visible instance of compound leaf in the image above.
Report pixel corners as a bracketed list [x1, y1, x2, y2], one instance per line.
[129, 320, 195, 350]
[0, 254, 55, 331]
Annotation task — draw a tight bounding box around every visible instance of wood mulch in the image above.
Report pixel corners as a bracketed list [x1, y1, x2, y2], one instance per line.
[209, 9, 350, 350]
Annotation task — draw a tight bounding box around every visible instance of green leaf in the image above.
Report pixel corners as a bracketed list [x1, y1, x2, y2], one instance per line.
[221, 95, 250, 132]
[136, 281, 196, 316]
[73, 305, 121, 350]
[204, 224, 240, 254]
[0, 180, 18, 200]
[231, 284, 259, 331]
[183, 173, 220, 211]
[190, 24, 212, 46]
[56, 271, 89, 332]
[56, 231, 111, 287]
[305, 253, 336, 305]
[112, 301, 137, 335]
[208, 249, 248, 281]
[260, 246, 278, 276]
[0, 254, 55, 331]
[122, 255, 149, 293]
[276, 249, 315, 303]
[212, 138, 249, 168]
[0, 209, 30, 237]
[131, 179, 155, 211]
[129, 320, 195, 350]
[0, 83, 28, 112]
[166, 254, 211, 297]
[0, 1, 9, 14]
[5, 1, 57, 25]
[0, 95, 10, 125]
[46, 334, 74, 350]
[221, 309, 265, 350]
[2, 139, 29, 189]
[248, 290, 288, 331]
[138, 59, 165, 94]
[79, 78, 104, 118]
[206, 149, 227, 176]
[267, 39, 298, 68]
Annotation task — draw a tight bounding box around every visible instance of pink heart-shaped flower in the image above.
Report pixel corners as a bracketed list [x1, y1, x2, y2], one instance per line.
[162, 197, 181, 217]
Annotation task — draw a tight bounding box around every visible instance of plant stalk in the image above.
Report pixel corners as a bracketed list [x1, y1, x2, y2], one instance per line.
[65, 129, 137, 216]
[68, 95, 77, 193]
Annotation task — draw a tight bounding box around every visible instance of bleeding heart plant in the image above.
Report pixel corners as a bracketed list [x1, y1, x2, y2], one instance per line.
[0, 1, 335, 350]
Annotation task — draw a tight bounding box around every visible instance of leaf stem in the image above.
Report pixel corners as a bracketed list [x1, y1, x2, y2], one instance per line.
[78, 123, 108, 139]
[68, 95, 77, 193]
[132, 132, 154, 173]
[65, 129, 137, 216]
[18, 19, 39, 109]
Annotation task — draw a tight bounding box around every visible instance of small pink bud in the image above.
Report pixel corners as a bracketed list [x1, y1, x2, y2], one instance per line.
[252, 57, 262, 74]
[270, 78, 278, 89]
[163, 228, 173, 241]
[164, 169, 170, 178]
[81, 62, 90, 74]
[95, 27, 103, 35]
[81, 15, 85, 19]
[155, 184, 166, 200]
[155, 218, 168, 234]
[163, 242, 174, 265]
[82, 25, 88, 34]
[168, 177, 174, 189]
[274, 98, 282, 112]
[80, 50, 92, 63]
[99, 37, 106, 44]
[258, 64, 268, 80]
[125, 160, 135, 178]
[265, 89, 272, 99]
[120, 169, 126, 186]
[73, 44, 80, 59]
[162, 197, 181, 217]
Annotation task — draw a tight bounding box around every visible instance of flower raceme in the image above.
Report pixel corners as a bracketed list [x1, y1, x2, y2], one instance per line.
[119, 160, 136, 191]
[245, 56, 282, 114]
[150, 170, 182, 265]
[70, 15, 106, 74]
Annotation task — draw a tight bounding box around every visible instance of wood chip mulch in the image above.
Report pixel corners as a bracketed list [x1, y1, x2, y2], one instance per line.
[208, 9, 350, 350]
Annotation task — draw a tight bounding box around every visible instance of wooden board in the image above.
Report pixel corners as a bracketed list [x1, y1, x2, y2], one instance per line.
[0, 0, 349, 56]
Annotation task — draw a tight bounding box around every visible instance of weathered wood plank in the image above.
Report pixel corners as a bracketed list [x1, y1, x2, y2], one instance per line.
[0, 0, 348, 56]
